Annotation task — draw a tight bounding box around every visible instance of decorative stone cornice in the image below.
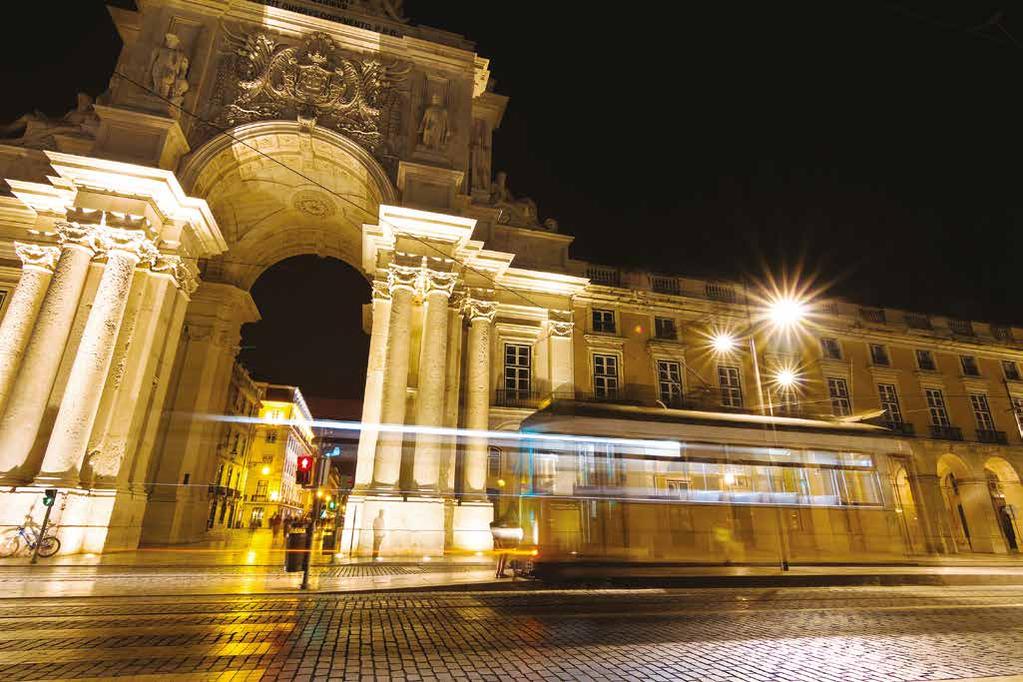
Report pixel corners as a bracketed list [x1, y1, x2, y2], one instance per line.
[423, 269, 458, 298]
[96, 226, 159, 265]
[14, 242, 60, 272]
[463, 296, 497, 323]
[387, 262, 420, 294]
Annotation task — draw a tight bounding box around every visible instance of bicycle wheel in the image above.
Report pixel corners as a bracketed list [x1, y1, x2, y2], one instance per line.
[36, 536, 60, 558]
[0, 533, 21, 558]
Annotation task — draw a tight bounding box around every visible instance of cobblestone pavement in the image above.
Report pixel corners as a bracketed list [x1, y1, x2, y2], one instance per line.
[3, 585, 1023, 680]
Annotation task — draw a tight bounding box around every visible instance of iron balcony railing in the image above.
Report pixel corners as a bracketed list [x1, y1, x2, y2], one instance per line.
[929, 425, 964, 441]
[494, 389, 547, 409]
[977, 429, 1008, 445]
[882, 421, 916, 436]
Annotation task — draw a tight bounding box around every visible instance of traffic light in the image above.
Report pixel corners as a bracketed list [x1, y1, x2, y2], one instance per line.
[42, 489, 57, 507]
[327, 498, 338, 512]
[296, 455, 314, 487]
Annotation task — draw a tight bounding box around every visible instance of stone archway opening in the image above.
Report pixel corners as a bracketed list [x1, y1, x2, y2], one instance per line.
[937, 454, 973, 552]
[984, 456, 1023, 553]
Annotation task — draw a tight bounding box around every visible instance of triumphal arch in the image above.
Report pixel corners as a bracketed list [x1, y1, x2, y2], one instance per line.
[0, 0, 583, 555]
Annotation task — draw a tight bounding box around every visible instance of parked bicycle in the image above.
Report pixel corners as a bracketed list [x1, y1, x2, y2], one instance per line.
[0, 525, 60, 558]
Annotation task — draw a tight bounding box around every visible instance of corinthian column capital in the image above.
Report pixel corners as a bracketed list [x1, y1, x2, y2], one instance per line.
[152, 255, 200, 296]
[371, 278, 391, 301]
[96, 227, 159, 265]
[387, 263, 420, 295]
[55, 221, 100, 253]
[14, 242, 60, 272]
[423, 269, 458, 298]
[463, 295, 497, 324]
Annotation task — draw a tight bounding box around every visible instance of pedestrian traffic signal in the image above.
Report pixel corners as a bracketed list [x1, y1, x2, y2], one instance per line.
[42, 489, 57, 507]
[327, 499, 338, 511]
[296, 455, 314, 487]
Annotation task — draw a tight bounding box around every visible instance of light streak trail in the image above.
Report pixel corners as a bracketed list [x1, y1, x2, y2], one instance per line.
[196, 413, 682, 455]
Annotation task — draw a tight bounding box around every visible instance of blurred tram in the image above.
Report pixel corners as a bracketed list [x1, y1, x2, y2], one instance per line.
[491, 399, 915, 570]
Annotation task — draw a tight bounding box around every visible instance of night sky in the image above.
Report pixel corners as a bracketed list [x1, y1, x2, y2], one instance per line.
[1, 2, 1021, 403]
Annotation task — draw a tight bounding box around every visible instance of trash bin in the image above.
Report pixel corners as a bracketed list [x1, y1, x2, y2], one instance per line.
[321, 529, 337, 555]
[285, 531, 306, 572]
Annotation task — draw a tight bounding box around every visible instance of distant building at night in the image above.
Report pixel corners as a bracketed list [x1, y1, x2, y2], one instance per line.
[238, 384, 316, 527]
[0, 0, 1021, 565]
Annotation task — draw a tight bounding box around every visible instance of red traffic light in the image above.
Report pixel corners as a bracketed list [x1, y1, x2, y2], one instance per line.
[296, 455, 314, 486]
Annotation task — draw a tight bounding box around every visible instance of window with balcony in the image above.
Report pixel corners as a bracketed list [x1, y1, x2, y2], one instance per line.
[960, 355, 980, 377]
[654, 317, 677, 340]
[1003, 360, 1021, 381]
[592, 308, 616, 334]
[970, 393, 996, 431]
[827, 377, 852, 417]
[503, 343, 531, 399]
[718, 365, 743, 408]
[593, 354, 619, 399]
[878, 383, 904, 425]
[820, 337, 842, 360]
[869, 344, 890, 366]
[925, 388, 950, 427]
[915, 349, 937, 371]
[656, 360, 683, 406]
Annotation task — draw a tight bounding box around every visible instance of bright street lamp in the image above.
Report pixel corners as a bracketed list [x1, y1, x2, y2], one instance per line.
[711, 331, 738, 354]
[767, 295, 808, 330]
[773, 367, 798, 388]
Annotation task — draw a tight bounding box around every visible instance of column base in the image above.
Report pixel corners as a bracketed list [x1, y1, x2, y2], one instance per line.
[339, 495, 447, 558]
[0, 485, 149, 555]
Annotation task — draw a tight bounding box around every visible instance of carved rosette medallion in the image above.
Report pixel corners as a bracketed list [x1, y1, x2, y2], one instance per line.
[14, 242, 60, 272]
[203, 30, 411, 157]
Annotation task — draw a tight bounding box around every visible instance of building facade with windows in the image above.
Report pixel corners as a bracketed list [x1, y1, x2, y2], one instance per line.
[0, 0, 1020, 563]
[238, 384, 316, 527]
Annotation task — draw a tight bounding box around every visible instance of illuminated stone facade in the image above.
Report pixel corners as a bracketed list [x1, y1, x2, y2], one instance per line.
[0, 0, 1020, 562]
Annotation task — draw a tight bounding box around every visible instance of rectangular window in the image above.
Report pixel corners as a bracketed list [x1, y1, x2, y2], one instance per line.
[827, 377, 852, 417]
[592, 308, 616, 333]
[488, 447, 502, 479]
[265, 430, 278, 444]
[1012, 397, 1023, 436]
[656, 360, 683, 406]
[960, 355, 980, 377]
[503, 343, 531, 398]
[916, 349, 937, 371]
[869, 344, 890, 366]
[1003, 360, 1022, 381]
[654, 317, 677, 340]
[970, 394, 996, 432]
[255, 480, 268, 500]
[593, 354, 619, 399]
[925, 388, 950, 426]
[878, 383, 903, 424]
[820, 337, 842, 360]
[718, 365, 743, 408]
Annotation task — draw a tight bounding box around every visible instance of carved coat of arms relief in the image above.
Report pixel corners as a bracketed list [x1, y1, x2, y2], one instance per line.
[201, 29, 411, 159]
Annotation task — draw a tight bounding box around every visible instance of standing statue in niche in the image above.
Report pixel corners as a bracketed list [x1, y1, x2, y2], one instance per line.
[471, 120, 491, 193]
[149, 33, 189, 103]
[490, 171, 539, 226]
[418, 94, 450, 150]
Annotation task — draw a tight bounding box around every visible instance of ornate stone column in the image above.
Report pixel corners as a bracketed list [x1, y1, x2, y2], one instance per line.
[0, 223, 98, 480]
[37, 227, 158, 485]
[462, 295, 497, 498]
[441, 300, 464, 493]
[412, 268, 457, 493]
[353, 280, 391, 490]
[0, 243, 60, 412]
[372, 263, 419, 491]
